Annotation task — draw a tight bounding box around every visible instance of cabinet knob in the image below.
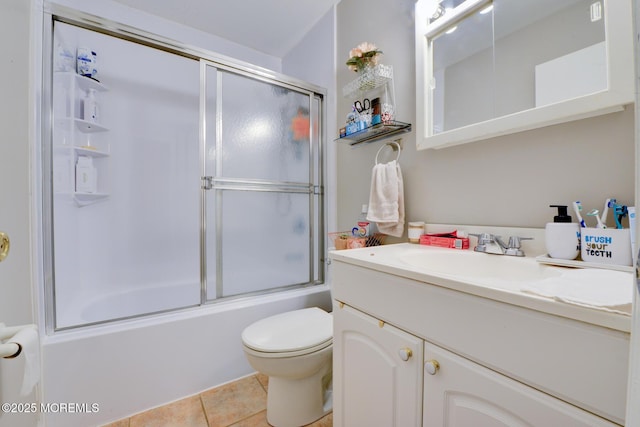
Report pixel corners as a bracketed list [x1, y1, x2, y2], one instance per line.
[425, 359, 440, 375]
[398, 348, 413, 361]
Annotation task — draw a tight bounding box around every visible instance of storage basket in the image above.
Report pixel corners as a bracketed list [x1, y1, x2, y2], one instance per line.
[329, 231, 386, 250]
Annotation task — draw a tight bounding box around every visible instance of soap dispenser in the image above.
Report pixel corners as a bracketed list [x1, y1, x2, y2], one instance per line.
[545, 205, 580, 260]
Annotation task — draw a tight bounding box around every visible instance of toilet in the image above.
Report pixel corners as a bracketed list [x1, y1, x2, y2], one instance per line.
[242, 307, 333, 427]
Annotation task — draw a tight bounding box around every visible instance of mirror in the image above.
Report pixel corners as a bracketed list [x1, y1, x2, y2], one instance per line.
[415, 0, 634, 149]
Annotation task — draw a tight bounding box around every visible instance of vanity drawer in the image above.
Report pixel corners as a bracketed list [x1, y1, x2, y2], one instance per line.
[332, 261, 630, 424]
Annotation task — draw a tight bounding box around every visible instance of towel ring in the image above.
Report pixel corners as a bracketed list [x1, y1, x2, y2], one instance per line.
[375, 141, 401, 165]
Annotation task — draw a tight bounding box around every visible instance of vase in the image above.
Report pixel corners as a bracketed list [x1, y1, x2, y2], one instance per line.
[357, 61, 375, 74]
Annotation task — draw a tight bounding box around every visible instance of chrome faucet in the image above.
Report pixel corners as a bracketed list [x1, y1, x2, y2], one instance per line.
[470, 233, 532, 257]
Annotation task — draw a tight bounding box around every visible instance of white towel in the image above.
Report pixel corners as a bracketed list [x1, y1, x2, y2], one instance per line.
[521, 269, 633, 315]
[367, 160, 405, 237]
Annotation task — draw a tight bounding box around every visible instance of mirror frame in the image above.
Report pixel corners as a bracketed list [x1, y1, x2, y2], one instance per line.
[415, 0, 635, 150]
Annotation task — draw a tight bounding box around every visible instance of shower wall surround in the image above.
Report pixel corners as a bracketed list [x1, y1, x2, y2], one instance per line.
[47, 18, 325, 329]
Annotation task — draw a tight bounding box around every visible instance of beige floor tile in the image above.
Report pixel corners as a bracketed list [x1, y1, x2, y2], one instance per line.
[228, 410, 270, 427]
[129, 395, 207, 427]
[101, 419, 130, 427]
[100, 374, 331, 427]
[255, 373, 269, 391]
[201, 376, 267, 427]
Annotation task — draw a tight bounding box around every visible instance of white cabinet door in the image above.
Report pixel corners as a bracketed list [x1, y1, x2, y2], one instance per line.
[423, 342, 620, 427]
[333, 302, 423, 427]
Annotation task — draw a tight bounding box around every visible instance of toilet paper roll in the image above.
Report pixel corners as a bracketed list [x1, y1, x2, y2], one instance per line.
[8, 325, 40, 396]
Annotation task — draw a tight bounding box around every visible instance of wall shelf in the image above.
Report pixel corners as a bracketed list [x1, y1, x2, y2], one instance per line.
[336, 121, 411, 146]
[339, 64, 411, 146]
[342, 64, 393, 98]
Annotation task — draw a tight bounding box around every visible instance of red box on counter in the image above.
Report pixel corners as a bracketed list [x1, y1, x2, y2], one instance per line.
[419, 231, 469, 250]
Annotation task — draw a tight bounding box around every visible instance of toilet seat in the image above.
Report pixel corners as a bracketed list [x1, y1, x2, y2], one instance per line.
[242, 307, 332, 355]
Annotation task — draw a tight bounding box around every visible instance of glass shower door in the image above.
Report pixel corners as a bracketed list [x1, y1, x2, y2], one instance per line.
[49, 22, 201, 329]
[203, 64, 322, 300]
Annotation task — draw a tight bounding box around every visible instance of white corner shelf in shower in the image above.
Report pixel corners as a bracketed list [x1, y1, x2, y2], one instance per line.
[72, 192, 110, 206]
[74, 118, 109, 133]
[53, 188, 110, 207]
[54, 71, 109, 93]
[54, 144, 109, 157]
[52, 71, 111, 207]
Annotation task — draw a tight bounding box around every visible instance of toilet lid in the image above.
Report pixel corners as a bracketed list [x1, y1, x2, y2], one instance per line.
[242, 307, 333, 353]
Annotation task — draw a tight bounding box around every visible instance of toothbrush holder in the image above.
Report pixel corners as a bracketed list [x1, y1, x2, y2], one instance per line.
[580, 228, 632, 266]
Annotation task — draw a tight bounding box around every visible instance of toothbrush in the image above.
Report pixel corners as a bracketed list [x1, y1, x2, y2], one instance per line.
[601, 198, 616, 226]
[573, 201, 586, 228]
[587, 209, 606, 228]
[614, 204, 628, 229]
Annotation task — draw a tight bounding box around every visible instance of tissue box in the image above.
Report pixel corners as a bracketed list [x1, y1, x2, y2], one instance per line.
[580, 228, 632, 266]
[420, 232, 469, 250]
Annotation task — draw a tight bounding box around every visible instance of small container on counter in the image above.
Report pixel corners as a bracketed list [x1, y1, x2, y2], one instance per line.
[408, 221, 425, 243]
[580, 228, 632, 266]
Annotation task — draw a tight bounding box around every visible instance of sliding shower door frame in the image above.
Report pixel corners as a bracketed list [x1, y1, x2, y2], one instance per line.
[42, 4, 326, 331]
[200, 59, 325, 302]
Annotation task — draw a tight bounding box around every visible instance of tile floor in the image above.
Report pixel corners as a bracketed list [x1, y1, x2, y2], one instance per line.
[102, 373, 333, 427]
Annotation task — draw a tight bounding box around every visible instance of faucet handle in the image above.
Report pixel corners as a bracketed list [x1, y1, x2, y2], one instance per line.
[505, 236, 533, 256]
[469, 233, 493, 245]
[507, 236, 533, 249]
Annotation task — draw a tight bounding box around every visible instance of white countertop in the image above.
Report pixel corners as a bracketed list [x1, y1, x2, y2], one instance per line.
[330, 243, 632, 333]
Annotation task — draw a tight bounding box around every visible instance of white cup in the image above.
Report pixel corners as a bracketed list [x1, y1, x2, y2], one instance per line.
[580, 228, 632, 266]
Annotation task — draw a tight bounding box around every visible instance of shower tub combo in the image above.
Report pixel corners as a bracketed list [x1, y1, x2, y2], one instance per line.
[39, 5, 328, 426]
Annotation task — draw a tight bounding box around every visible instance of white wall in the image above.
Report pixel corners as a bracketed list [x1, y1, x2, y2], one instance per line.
[336, 0, 634, 237]
[50, 0, 282, 72]
[0, 1, 39, 427]
[283, 7, 338, 256]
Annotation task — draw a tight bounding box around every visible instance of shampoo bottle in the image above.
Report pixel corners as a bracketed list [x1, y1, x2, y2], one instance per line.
[545, 204, 580, 260]
[83, 89, 99, 123]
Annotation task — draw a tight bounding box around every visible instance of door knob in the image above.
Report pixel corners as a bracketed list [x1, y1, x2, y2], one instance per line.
[398, 348, 413, 361]
[425, 359, 440, 375]
[0, 232, 9, 262]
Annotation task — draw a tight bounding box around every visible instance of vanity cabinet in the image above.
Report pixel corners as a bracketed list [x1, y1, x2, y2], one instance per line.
[333, 303, 423, 426]
[423, 342, 618, 426]
[331, 258, 630, 427]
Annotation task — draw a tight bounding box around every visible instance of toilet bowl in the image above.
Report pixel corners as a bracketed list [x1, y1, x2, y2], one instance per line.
[242, 307, 333, 427]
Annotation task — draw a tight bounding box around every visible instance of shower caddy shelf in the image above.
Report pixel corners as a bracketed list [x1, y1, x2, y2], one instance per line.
[336, 64, 412, 146]
[53, 72, 110, 206]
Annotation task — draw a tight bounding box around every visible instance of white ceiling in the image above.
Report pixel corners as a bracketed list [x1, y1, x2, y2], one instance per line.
[111, 0, 339, 57]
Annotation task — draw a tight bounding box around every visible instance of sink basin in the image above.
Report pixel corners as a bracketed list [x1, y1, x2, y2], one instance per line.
[398, 248, 564, 283]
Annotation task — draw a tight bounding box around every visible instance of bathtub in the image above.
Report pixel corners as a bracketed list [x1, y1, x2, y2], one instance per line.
[41, 284, 332, 427]
[54, 282, 202, 329]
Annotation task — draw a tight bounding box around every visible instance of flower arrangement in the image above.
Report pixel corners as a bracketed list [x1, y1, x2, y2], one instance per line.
[346, 42, 383, 72]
